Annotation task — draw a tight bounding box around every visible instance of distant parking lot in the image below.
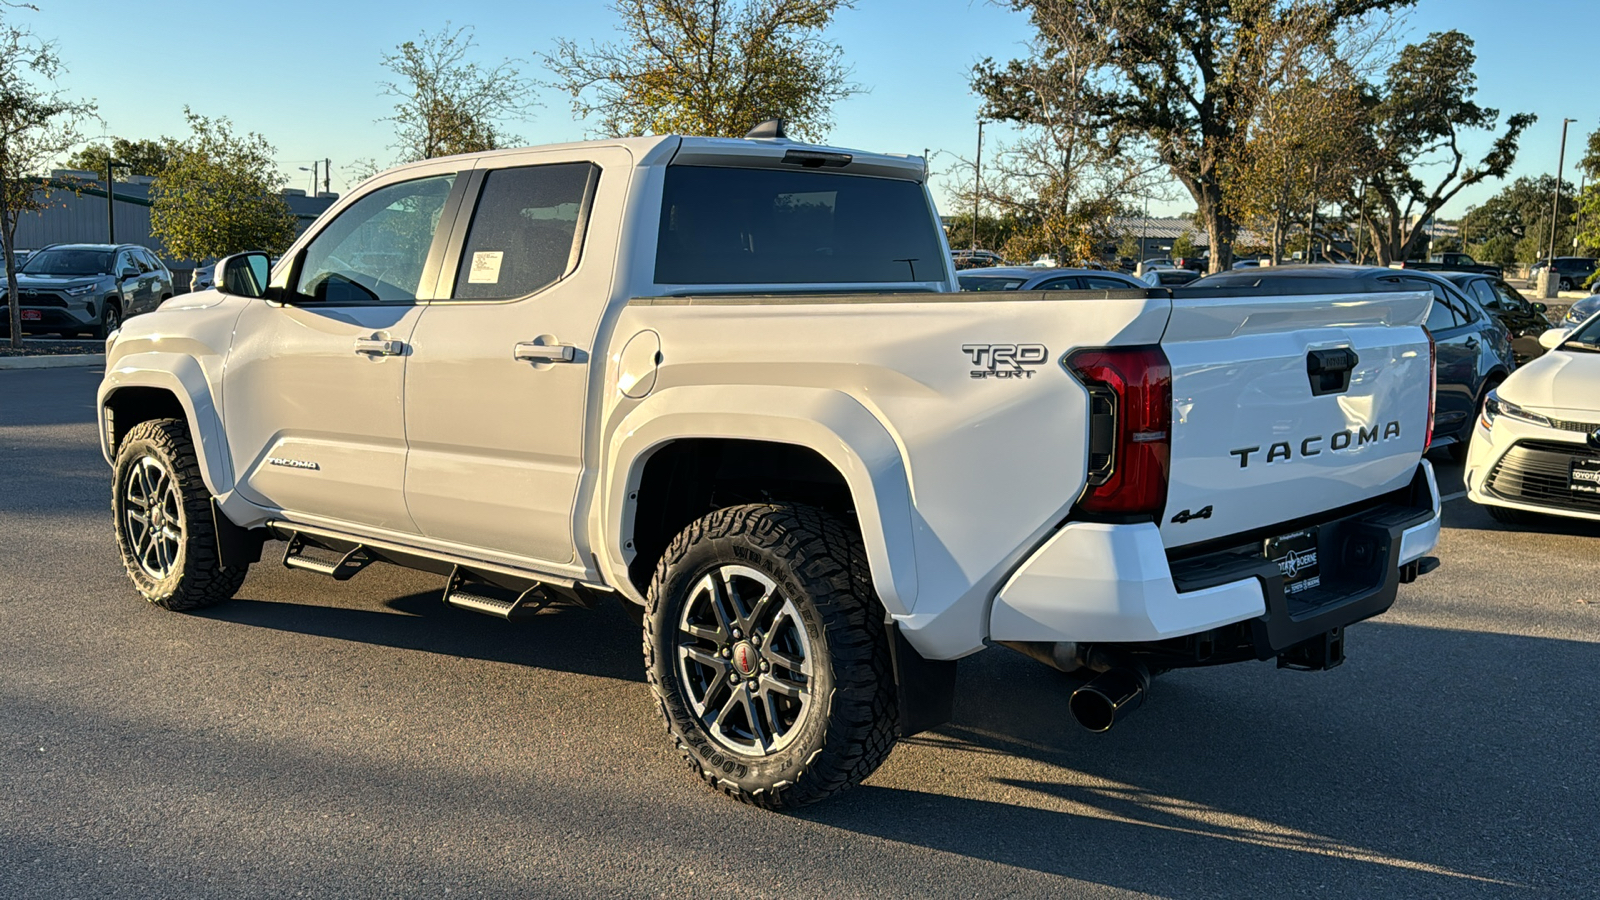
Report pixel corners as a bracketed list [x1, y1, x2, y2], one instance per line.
[2, 366, 1596, 898]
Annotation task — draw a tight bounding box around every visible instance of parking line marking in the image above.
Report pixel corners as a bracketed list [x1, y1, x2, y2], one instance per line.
[1442, 490, 1468, 502]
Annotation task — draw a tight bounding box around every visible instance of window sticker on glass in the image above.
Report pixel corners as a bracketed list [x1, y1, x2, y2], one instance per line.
[468, 251, 504, 284]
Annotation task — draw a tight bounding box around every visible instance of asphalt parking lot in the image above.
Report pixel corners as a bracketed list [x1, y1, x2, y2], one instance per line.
[3, 366, 1596, 899]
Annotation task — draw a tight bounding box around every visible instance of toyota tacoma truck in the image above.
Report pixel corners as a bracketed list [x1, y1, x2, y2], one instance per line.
[98, 126, 1443, 808]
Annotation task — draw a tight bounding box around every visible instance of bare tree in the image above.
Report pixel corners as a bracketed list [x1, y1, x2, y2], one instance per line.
[545, 0, 860, 142]
[975, 0, 1413, 273]
[0, 8, 95, 348]
[380, 24, 535, 161]
[964, 11, 1167, 265]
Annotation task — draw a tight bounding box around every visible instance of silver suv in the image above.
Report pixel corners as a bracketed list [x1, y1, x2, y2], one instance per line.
[4, 243, 174, 338]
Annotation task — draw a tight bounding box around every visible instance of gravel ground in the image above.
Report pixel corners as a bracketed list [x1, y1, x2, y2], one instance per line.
[0, 336, 104, 357]
[2, 367, 1596, 899]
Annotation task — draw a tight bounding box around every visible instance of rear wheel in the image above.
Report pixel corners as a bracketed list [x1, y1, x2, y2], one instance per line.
[644, 504, 897, 809]
[112, 418, 248, 610]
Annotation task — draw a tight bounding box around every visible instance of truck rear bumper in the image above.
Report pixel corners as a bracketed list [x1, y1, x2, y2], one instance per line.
[990, 461, 1441, 653]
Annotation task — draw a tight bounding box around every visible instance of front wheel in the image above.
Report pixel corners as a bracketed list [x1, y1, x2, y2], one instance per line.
[112, 418, 248, 610]
[644, 504, 897, 809]
[93, 302, 121, 339]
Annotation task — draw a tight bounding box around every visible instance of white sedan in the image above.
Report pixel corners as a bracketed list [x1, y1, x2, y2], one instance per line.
[1466, 310, 1600, 524]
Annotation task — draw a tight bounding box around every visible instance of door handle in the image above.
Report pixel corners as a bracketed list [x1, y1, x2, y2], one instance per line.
[354, 338, 405, 356]
[514, 342, 576, 363]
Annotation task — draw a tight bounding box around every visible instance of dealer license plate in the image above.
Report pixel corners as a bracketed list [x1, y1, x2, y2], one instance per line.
[19, 309, 41, 321]
[1570, 458, 1600, 496]
[1264, 528, 1321, 595]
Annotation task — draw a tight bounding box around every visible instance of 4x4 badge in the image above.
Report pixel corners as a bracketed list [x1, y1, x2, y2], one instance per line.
[1170, 505, 1213, 524]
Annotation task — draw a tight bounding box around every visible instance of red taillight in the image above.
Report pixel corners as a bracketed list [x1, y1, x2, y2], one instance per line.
[1424, 332, 1437, 451]
[1067, 346, 1172, 517]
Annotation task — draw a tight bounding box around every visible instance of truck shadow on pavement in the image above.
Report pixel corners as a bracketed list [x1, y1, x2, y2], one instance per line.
[797, 622, 1597, 897]
[202, 558, 648, 684]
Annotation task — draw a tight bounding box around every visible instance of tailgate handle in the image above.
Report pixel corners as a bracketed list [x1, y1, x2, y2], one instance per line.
[1306, 348, 1359, 396]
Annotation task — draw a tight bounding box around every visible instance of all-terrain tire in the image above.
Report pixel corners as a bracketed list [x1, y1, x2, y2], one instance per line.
[112, 418, 248, 610]
[644, 504, 898, 809]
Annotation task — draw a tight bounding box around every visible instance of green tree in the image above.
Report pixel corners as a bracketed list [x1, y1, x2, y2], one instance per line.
[1460, 175, 1572, 246]
[1355, 31, 1534, 264]
[149, 109, 297, 263]
[381, 24, 535, 161]
[0, 10, 96, 348]
[546, 0, 860, 142]
[64, 137, 172, 178]
[1171, 229, 1197, 260]
[1569, 128, 1600, 255]
[975, 0, 1412, 273]
[1116, 232, 1141, 260]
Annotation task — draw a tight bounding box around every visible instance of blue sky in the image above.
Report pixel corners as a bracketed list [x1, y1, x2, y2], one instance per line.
[25, 0, 1595, 219]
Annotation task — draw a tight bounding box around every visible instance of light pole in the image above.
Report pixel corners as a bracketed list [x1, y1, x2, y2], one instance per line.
[105, 158, 130, 244]
[971, 120, 984, 252]
[1577, 170, 1588, 251]
[1547, 117, 1577, 270]
[298, 163, 319, 195]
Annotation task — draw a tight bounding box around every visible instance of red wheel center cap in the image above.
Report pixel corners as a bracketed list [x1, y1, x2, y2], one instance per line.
[732, 641, 758, 676]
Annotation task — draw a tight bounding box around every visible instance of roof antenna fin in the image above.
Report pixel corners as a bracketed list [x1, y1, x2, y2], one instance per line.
[745, 118, 787, 140]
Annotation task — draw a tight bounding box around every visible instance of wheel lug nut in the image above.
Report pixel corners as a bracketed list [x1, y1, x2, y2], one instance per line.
[760, 661, 770, 672]
[752, 634, 762, 646]
[732, 628, 742, 639]
[721, 647, 732, 658]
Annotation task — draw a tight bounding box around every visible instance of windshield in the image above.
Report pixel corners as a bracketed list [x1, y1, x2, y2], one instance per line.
[1568, 312, 1600, 350]
[20, 248, 113, 276]
[958, 275, 1025, 291]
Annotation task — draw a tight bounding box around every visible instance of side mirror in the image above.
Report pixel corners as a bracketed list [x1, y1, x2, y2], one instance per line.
[1539, 328, 1572, 350]
[120, 266, 139, 279]
[1533, 302, 1548, 313]
[216, 251, 271, 299]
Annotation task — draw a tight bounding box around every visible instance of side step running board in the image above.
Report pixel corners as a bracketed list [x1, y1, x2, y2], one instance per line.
[282, 533, 373, 581]
[443, 565, 552, 620]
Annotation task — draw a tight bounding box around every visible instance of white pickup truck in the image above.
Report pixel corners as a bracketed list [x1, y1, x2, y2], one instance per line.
[98, 127, 1442, 808]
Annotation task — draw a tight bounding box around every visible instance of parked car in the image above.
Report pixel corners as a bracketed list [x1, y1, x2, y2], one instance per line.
[951, 249, 1005, 270]
[1441, 272, 1552, 364]
[1193, 265, 1515, 459]
[1466, 317, 1600, 525]
[957, 266, 1144, 291]
[1561, 294, 1600, 327]
[1173, 255, 1209, 272]
[190, 262, 216, 292]
[1528, 256, 1598, 291]
[1232, 258, 1261, 269]
[1141, 257, 1173, 269]
[0, 243, 173, 338]
[1142, 267, 1201, 287]
[1394, 252, 1503, 278]
[96, 130, 1440, 809]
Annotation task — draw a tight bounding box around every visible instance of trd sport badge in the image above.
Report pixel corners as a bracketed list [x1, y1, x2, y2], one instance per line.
[963, 343, 1048, 379]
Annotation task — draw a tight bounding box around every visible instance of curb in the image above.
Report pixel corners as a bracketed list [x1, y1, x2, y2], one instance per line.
[0, 354, 105, 370]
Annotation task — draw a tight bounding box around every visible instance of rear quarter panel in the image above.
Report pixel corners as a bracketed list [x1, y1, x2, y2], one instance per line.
[600, 290, 1171, 659]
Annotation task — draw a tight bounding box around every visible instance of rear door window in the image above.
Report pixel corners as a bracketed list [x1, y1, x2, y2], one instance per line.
[1033, 276, 1081, 290]
[1085, 275, 1137, 290]
[656, 166, 946, 284]
[450, 163, 598, 301]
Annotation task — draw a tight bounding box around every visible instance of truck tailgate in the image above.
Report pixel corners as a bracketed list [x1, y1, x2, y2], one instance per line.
[1160, 287, 1433, 549]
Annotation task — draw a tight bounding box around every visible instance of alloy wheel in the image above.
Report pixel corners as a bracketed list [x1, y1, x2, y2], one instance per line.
[123, 455, 183, 579]
[676, 564, 815, 755]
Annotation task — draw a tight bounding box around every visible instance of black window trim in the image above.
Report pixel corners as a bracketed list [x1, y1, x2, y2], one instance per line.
[430, 160, 603, 305]
[278, 170, 470, 308]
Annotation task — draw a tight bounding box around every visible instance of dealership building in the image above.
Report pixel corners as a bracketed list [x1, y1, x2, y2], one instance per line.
[9, 171, 338, 290]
